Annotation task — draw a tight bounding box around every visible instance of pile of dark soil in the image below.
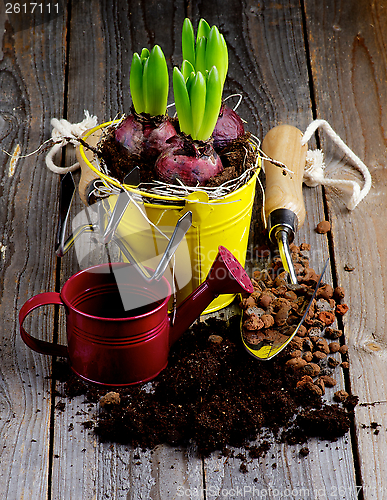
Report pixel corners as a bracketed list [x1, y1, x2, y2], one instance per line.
[53, 241, 357, 460]
[54, 315, 356, 458]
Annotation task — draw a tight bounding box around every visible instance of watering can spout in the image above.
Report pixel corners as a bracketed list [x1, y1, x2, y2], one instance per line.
[169, 246, 254, 346]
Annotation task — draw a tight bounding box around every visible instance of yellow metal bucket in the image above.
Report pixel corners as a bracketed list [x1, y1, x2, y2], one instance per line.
[77, 121, 260, 314]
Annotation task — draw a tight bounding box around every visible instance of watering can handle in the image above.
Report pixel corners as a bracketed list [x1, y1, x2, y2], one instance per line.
[19, 293, 69, 358]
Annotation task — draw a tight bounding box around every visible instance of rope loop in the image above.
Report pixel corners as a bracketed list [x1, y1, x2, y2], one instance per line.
[302, 119, 372, 210]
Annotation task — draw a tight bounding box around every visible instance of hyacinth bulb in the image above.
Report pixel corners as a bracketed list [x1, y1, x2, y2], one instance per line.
[114, 113, 177, 160]
[155, 136, 223, 186]
[212, 105, 245, 150]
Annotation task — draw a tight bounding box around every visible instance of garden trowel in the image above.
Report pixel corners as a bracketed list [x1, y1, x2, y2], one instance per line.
[262, 124, 307, 284]
[241, 124, 329, 360]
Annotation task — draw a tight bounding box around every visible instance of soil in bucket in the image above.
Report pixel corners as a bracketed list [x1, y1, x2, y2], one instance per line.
[98, 123, 257, 187]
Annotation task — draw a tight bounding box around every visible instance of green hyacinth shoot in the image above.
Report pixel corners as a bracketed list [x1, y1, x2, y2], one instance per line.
[173, 65, 222, 141]
[130, 45, 169, 116]
[182, 18, 228, 87]
[174, 18, 228, 141]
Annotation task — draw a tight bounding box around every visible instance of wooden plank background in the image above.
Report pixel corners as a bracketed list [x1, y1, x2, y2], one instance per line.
[305, 2, 387, 498]
[0, 0, 386, 498]
[0, 5, 66, 499]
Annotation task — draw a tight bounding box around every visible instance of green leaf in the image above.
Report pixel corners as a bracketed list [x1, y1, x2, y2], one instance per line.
[142, 57, 149, 112]
[181, 60, 195, 81]
[140, 47, 150, 63]
[182, 18, 228, 89]
[185, 71, 196, 94]
[190, 72, 206, 138]
[144, 45, 169, 116]
[175, 19, 227, 139]
[219, 33, 229, 84]
[197, 66, 222, 141]
[182, 18, 195, 68]
[206, 26, 228, 85]
[197, 18, 211, 42]
[195, 37, 207, 75]
[129, 52, 145, 113]
[173, 67, 193, 136]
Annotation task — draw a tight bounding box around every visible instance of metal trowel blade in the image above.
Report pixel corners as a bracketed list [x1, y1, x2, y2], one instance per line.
[277, 229, 298, 284]
[242, 258, 330, 361]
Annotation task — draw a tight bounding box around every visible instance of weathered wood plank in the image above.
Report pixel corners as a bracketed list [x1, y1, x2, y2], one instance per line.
[190, 0, 358, 497]
[52, 390, 204, 499]
[189, 0, 315, 137]
[51, 1, 204, 498]
[304, 0, 387, 498]
[0, 7, 66, 500]
[45, 0, 368, 498]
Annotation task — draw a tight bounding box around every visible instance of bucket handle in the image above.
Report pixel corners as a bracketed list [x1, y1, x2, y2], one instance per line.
[19, 293, 69, 358]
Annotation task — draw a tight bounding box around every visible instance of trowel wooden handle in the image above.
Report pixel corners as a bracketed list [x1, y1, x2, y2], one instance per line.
[76, 128, 103, 205]
[262, 124, 307, 228]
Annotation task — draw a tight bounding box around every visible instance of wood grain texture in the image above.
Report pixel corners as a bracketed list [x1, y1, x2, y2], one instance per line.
[304, 1, 387, 498]
[3, 0, 382, 497]
[0, 6, 67, 500]
[189, 0, 316, 138]
[53, 388, 204, 500]
[51, 1, 204, 498]
[52, 1, 357, 498]
[191, 0, 356, 497]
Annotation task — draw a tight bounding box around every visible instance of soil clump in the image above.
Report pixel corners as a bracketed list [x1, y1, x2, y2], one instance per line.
[54, 243, 357, 460]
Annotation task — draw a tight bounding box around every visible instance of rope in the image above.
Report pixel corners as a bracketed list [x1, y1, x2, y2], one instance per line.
[301, 119, 372, 210]
[45, 110, 98, 174]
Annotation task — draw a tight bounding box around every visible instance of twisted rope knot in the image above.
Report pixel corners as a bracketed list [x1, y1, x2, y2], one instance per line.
[304, 150, 325, 187]
[45, 110, 98, 174]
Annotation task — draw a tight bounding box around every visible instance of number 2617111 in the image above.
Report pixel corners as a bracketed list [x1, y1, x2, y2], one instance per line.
[5, 3, 59, 14]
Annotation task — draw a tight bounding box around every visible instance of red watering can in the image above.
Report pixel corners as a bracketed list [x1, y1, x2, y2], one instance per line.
[19, 246, 253, 386]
